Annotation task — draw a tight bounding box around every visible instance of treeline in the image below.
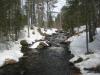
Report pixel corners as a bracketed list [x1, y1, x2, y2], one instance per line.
[25, 0, 57, 28]
[0, 0, 27, 41]
[0, 0, 57, 41]
[57, 0, 100, 42]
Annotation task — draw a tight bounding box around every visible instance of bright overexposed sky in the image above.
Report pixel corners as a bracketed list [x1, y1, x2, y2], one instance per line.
[21, 0, 66, 17]
[22, 0, 66, 12]
[52, 0, 66, 17]
[53, 0, 66, 12]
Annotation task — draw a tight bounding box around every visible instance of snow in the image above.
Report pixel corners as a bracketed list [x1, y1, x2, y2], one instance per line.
[69, 28, 100, 55]
[30, 42, 40, 49]
[53, 0, 66, 17]
[19, 26, 45, 44]
[0, 41, 23, 67]
[74, 25, 86, 33]
[67, 25, 86, 42]
[30, 41, 49, 49]
[74, 53, 100, 75]
[41, 28, 58, 35]
[0, 26, 57, 67]
[69, 27, 100, 75]
[85, 73, 100, 75]
[70, 32, 87, 55]
[0, 50, 23, 67]
[19, 26, 57, 48]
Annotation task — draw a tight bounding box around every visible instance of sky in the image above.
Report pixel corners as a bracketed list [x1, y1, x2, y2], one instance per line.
[52, 0, 66, 17]
[53, 0, 66, 13]
[22, 0, 66, 12]
[22, 0, 26, 5]
[21, 0, 66, 17]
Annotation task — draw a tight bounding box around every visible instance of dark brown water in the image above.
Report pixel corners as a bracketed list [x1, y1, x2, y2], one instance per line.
[21, 45, 74, 75]
[0, 32, 81, 75]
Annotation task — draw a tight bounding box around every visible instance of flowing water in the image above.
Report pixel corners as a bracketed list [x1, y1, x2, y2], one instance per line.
[0, 32, 80, 75]
[21, 32, 75, 75]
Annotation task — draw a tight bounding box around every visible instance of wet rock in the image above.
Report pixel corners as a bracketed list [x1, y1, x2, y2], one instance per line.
[72, 66, 80, 73]
[57, 30, 64, 33]
[42, 33, 48, 36]
[35, 39, 45, 42]
[21, 46, 29, 55]
[32, 31, 35, 34]
[73, 57, 83, 63]
[0, 30, 79, 75]
[49, 42, 60, 47]
[20, 40, 29, 47]
[70, 63, 81, 75]
[85, 51, 94, 55]
[69, 54, 74, 59]
[20, 40, 35, 55]
[64, 41, 71, 45]
[37, 42, 49, 49]
[84, 65, 100, 73]
[4, 59, 17, 65]
[60, 41, 67, 44]
[45, 41, 51, 47]
[60, 41, 71, 45]
[37, 28, 48, 36]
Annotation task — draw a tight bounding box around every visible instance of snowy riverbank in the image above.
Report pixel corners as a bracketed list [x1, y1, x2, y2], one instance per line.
[68, 26, 100, 75]
[0, 26, 57, 67]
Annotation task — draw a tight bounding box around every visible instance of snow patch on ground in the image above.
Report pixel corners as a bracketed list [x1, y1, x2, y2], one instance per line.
[41, 28, 58, 35]
[69, 27, 100, 75]
[0, 26, 57, 67]
[70, 28, 100, 55]
[30, 41, 49, 49]
[74, 25, 86, 33]
[30, 42, 40, 49]
[0, 41, 22, 67]
[70, 32, 87, 55]
[19, 26, 45, 44]
[0, 50, 23, 67]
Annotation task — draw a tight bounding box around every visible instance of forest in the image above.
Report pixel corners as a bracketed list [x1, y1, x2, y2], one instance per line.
[0, 0, 57, 41]
[59, 0, 100, 42]
[0, 0, 100, 75]
[1, 0, 100, 42]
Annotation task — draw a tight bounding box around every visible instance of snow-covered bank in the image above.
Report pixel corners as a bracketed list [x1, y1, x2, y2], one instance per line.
[29, 41, 49, 49]
[74, 25, 86, 33]
[0, 26, 58, 67]
[68, 27, 100, 75]
[41, 28, 58, 35]
[69, 28, 100, 55]
[0, 41, 23, 67]
[0, 50, 23, 66]
[19, 26, 45, 44]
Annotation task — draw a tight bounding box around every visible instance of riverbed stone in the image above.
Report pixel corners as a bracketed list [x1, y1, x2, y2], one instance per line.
[20, 40, 29, 47]
[37, 42, 48, 49]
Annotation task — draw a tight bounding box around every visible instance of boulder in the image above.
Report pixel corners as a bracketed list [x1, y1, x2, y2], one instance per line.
[37, 28, 51, 36]
[84, 65, 100, 73]
[73, 57, 83, 63]
[32, 31, 35, 34]
[37, 28, 45, 35]
[20, 40, 29, 47]
[69, 62, 81, 75]
[37, 42, 48, 49]
[4, 59, 17, 65]
[20, 40, 30, 54]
